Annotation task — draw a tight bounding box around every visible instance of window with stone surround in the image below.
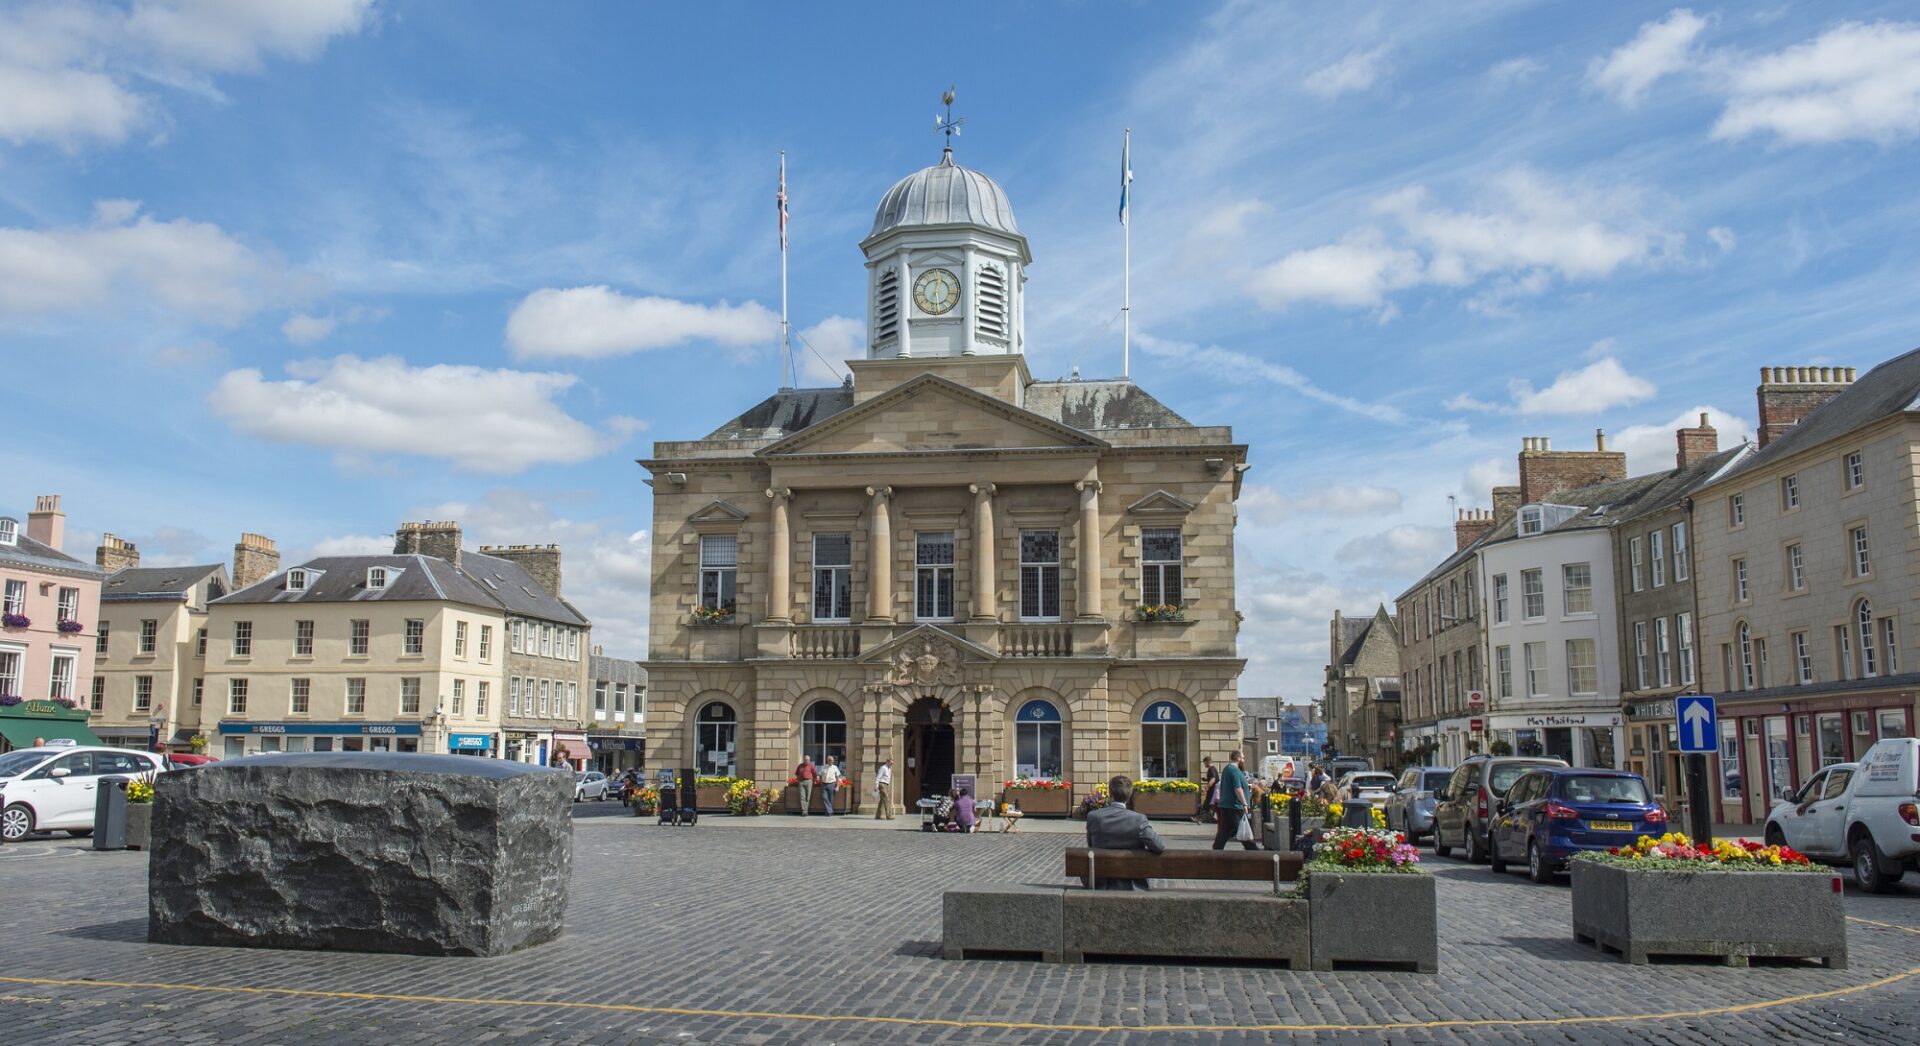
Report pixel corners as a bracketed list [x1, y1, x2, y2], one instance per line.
[1782, 474, 1799, 510]
[1524, 642, 1547, 697]
[1650, 531, 1665, 588]
[1728, 493, 1745, 528]
[228, 677, 248, 715]
[139, 619, 157, 654]
[1857, 600, 1877, 678]
[477, 681, 489, 718]
[134, 675, 152, 713]
[594, 681, 607, 714]
[1496, 645, 1512, 699]
[1634, 621, 1649, 689]
[192, 678, 202, 706]
[452, 679, 464, 716]
[401, 677, 421, 715]
[1851, 526, 1871, 577]
[1566, 638, 1598, 696]
[1672, 523, 1688, 581]
[1845, 451, 1864, 490]
[1493, 574, 1508, 623]
[915, 531, 956, 621]
[1655, 618, 1672, 687]
[350, 619, 369, 656]
[1521, 569, 1544, 620]
[1019, 529, 1061, 621]
[539, 679, 550, 717]
[479, 624, 492, 662]
[813, 533, 853, 621]
[509, 677, 520, 716]
[404, 618, 424, 656]
[1882, 617, 1899, 674]
[291, 677, 309, 715]
[96, 621, 108, 654]
[295, 619, 314, 656]
[90, 675, 104, 711]
[454, 621, 468, 659]
[1141, 528, 1183, 608]
[346, 677, 365, 715]
[1785, 543, 1804, 591]
[1733, 558, 1749, 603]
[1562, 563, 1593, 615]
[232, 620, 252, 657]
[700, 535, 739, 613]
[1738, 622, 1756, 690]
[1793, 631, 1813, 684]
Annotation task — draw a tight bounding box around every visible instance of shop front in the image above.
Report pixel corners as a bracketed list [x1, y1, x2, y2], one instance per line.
[588, 734, 644, 775]
[550, 731, 589, 770]
[217, 721, 424, 758]
[1624, 698, 1684, 813]
[448, 732, 498, 757]
[1482, 711, 1620, 769]
[1718, 683, 1916, 826]
[0, 700, 104, 752]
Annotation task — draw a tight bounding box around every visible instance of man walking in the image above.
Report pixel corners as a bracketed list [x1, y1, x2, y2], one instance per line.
[1194, 755, 1218, 824]
[795, 754, 817, 815]
[1212, 750, 1256, 850]
[1086, 776, 1166, 889]
[874, 758, 895, 819]
[820, 755, 843, 815]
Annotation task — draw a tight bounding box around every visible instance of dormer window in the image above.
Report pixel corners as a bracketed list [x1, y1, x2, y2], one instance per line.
[287, 569, 309, 592]
[1518, 506, 1543, 535]
[0, 519, 14, 545]
[367, 567, 390, 590]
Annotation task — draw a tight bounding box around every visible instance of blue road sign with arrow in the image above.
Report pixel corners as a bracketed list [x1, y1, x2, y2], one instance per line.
[1677, 695, 1717, 753]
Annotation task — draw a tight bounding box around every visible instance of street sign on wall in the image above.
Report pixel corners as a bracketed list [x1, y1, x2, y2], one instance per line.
[1676, 695, 1717, 753]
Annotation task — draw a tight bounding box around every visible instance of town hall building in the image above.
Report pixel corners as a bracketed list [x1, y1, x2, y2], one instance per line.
[640, 145, 1249, 804]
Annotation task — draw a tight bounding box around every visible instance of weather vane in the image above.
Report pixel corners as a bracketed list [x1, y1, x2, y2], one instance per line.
[935, 85, 964, 152]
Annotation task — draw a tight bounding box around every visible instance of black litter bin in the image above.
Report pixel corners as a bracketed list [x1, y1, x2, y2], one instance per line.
[1340, 800, 1375, 829]
[93, 775, 131, 850]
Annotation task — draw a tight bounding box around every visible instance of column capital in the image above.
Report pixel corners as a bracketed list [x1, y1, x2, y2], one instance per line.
[865, 485, 894, 499]
[764, 487, 792, 501]
[968, 482, 997, 497]
[1075, 479, 1103, 494]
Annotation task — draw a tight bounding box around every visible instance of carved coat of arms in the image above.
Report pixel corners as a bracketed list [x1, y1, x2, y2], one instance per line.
[887, 634, 962, 687]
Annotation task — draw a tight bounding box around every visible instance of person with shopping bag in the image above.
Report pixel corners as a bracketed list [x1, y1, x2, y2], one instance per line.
[1211, 749, 1257, 850]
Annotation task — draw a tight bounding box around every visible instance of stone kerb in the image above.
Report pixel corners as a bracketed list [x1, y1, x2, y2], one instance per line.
[149, 753, 573, 957]
[1569, 861, 1846, 968]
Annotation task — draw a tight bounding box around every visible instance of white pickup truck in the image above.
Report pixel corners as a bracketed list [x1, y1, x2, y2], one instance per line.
[1763, 737, 1920, 892]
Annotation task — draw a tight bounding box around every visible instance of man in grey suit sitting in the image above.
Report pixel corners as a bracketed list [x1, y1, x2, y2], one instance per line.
[1085, 775, 1167, 890]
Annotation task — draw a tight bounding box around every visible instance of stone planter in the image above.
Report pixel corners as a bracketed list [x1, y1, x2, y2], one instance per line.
[1129, 790, 1202, 819]
[1569, 861, 1847, 968]
[1305, 871, 1438, 973]
[1001, 786, 1073, 818]
[124, 802, 153, 851]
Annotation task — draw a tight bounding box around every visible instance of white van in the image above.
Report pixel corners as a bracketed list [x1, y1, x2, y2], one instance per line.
[1766, 736, 1920, 892]
[0, 747, 168, 842]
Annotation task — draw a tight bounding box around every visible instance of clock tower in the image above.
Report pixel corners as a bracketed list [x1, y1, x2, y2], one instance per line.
[861, 147, 1030, 360]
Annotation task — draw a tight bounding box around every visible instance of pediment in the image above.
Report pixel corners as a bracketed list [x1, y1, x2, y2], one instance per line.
[856, 624, 1000, 667]
[762, 374, 1107, 458]
[687, 499, 751, 526]
[1127, 490, 1196, 517]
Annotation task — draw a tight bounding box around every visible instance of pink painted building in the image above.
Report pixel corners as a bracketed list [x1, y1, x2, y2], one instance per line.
[0, 496, 105, 747]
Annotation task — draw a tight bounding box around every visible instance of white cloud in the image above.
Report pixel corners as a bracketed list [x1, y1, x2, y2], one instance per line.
[1708, 225, 1737, 252]
[1246, 237, 1422, 309]
[281, 304, 389, 344]
[1712, 21, 1920, 144]
[0, 201, 286, 322]
[1589, 8, 1707, 106]
[793, 315, 861, 387]
[209, 354, 622, 473]
[1239, 483, 1403, 527]
[1305, 47, 1388, 97]
[1508, 356, 1657, 415]
[505, 285, 778, 359]
[1233, 550, 1391, 702]
[1335, 524, 1453, 578]
[1138, 333, 1410, 426]
[1610, 405, 1755, 474]
[305, 533, 393, 558]
[0, 0, 374, 147]
[1463, 456, 1518, 496]
[1487, 56, 1545, 86]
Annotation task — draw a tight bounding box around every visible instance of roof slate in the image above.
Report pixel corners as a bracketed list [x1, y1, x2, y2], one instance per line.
[1714, 346, 1920, 484]
[217, 554, 512, 616]
[101, 564, 222, 602]
[0, 525, 98, 576]
[702, 387, 855, 440]
[1024, 380, 1192, 430]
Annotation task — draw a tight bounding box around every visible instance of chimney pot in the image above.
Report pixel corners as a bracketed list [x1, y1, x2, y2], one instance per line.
[26, 493, 66, 550]
[1595, 428, 1607, 452]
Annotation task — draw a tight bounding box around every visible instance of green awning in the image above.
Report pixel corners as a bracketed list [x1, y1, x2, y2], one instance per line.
[0, 717, 104, 749]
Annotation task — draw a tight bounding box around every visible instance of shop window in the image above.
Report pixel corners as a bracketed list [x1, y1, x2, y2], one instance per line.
[1140, 701, 1188, 780]
[1014, 699, 1063, 780]
[802, 700, 847, 769]
[697, 702, 738, 777]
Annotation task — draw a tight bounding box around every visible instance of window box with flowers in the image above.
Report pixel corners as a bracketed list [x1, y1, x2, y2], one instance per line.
[1005, 778, 1074, 818]
[1569, 834, 1843, 967]
[690, 605, 737, 625]
[1303, 826, 1436, 973]
[1128, 778, 1203, 818]
[1, 613, 29, 629]
[1134, 604, 1186, 623]
[56, 619, 84, 634]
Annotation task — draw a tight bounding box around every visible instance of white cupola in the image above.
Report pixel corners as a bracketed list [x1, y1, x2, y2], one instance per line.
[861, 148, 1031, 359]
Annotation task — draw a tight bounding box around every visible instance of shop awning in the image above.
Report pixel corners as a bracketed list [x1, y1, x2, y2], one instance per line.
[0, 716, 104, 749]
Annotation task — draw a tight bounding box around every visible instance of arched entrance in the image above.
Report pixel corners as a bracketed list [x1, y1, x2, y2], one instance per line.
[902, 696, 955, 802]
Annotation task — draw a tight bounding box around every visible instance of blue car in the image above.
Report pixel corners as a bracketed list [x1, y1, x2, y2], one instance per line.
[1487, 768, 1668, 883]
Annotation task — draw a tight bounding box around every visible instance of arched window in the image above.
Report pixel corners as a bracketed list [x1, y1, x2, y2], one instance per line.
[1013, 699, 1063, 781]
[1140, 700, 1189, 780]
[1858, 600, 1877, 678]
[696, 701, 737, 777]
[802, 700, 847, 769]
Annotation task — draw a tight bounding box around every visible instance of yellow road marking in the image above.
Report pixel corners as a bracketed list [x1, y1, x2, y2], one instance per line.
[1, 915, 1914, 1034]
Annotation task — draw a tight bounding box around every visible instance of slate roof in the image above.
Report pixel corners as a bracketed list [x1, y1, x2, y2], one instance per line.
[101, 564, 222, 603]
[1024, 380, 1193, 430]
[0, 523, 100, 577]
[463, 551, 590, 626]
[1238, 697, 1283, 720]
[1335, 614, 1374, 666]
[590, 653, 647, 687]
[214, 552, 589, 626]
[1714, 346, 1920, 485]
[702, 387, 855, 440]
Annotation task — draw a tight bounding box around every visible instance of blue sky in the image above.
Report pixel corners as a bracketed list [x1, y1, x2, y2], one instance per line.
[3, 1, 1918, 701]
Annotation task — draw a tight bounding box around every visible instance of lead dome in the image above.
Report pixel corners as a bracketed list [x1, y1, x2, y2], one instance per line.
[869, 149, 1019, 239]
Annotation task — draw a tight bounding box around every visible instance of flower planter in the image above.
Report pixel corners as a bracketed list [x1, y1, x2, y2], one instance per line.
[125, 803, 153, 851]
[1569, 861, 1847, 968]
[1002, 785, 1073, 818]
[1305, 871, 1438, 973]
[1128, 790, 1202, 819]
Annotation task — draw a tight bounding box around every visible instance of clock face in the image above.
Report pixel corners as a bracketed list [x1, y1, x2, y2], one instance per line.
[913, 268, 960, 315]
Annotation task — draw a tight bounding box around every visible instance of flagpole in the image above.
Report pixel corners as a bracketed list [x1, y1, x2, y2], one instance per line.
[779, 150, 792, 390]
[1121, 128, 1131, 380]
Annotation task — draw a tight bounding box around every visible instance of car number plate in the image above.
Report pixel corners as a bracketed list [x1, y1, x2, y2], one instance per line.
[1590, 820, 1633, 831]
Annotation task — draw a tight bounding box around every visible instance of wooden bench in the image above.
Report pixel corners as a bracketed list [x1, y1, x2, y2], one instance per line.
[1064, 848, 1303, 895]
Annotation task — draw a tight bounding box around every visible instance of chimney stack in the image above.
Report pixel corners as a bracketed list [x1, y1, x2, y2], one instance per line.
[96, 533, 141, 574]
[232, 533, 280, 589]
[1490, 486, 1521, 528]
[1757, 366, 1854, 448]
[394, 520, 464, 568]
[1518, 435, 1627, 506]
[1676, 412, 1719, 469]
[479, 543, 563, 598]
[1454, 507, 1495, 551]
[26, 494, 64, 551]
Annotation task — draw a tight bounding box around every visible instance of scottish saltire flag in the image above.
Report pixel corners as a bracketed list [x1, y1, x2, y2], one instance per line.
[777, 153, 789, 249]
[1118, 130, 1131, 225]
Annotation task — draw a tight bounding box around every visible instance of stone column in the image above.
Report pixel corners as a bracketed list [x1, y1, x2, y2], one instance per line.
[765, 488, 792, 623]
[969, 482, 996, 622]
[1076, 478, 1103, 620]
[866, 486, 893, 622]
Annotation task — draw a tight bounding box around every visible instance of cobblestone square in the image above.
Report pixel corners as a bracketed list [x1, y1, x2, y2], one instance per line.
[1, 812, 1916, 1045]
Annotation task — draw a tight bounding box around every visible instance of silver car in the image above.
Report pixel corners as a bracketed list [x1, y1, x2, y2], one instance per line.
[573, 771, 611, 802]
[1382, 766, 1453, 842]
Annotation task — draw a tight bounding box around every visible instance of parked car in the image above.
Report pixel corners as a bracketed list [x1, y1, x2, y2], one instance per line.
[1337, 771, 1398, 804]
[1764, 737, 1920, 892]
[0, 747, 169, 842]
[1433, 754, 1569, 863]
[574, 770, 612, 802]
[1488, 768, 1667, 883]
[1326, 756, 1372, 778]
[166, 753, 218, 768]
[1383, 766, 1454, 842]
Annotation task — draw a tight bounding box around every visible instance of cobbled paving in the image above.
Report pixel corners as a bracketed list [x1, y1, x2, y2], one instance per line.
[1, 808, 1917, 1045]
